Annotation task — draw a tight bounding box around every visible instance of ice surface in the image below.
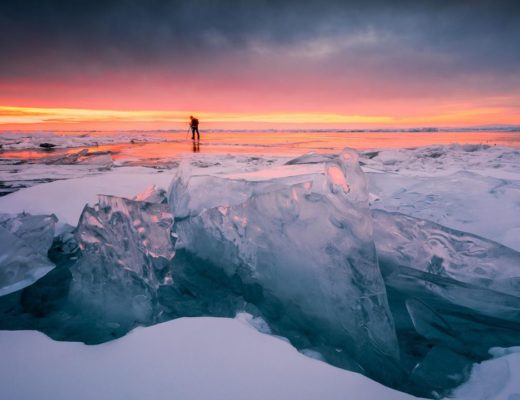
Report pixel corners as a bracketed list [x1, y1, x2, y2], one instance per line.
[0, 166, 177, 227]
[172, 149, 400, 384]
[0, 131, 166, 151]
[371, 209, 520, 395]
[0, 143, 519, 397]
[0, 192, 178, 344]
[368, 171, 520, 251]
[363, 145, 520, 250]
[169, 160, 299, 219]
[361, 145, 520, 180]
[0, 213, 57, 296]
[42, 149, 113, 168]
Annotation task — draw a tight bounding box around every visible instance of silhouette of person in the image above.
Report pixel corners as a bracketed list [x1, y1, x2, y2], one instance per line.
[190, 116, 200, 140]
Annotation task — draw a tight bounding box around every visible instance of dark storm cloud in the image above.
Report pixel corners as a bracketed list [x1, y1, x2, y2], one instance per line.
[0, 0, 519, 80]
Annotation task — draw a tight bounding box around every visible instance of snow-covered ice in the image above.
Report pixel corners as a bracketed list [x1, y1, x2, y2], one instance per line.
[452, 347, 520, 400]
[363, 145, 520, 250]
[0, 166, 177, 227]
[0, 316, 422, 400]
[0, 134, 520, 399]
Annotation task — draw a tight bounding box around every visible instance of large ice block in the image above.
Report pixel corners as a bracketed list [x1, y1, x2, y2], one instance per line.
[171, 150, 400, 383]
[69, 195, 175, 328]
[75, 195, 175, 285]
[0, 213, 57, 296]
[373, 209, 520, 320]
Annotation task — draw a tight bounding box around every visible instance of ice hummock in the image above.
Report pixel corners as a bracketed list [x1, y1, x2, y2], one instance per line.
[373, 209, 520, 395]
[0, 142, 519, 398]
[76, 194, 175, 279]
[0, 213, 57, 296]
[171, 149, 401, 384]
[373, 209, 520, 320]
[0, 191, 178, 344]
[67, 194, 176, 330]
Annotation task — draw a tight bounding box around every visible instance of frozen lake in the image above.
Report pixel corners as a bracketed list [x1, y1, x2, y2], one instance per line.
[1, 130, 519, 164]
[1, 130, 520, 399]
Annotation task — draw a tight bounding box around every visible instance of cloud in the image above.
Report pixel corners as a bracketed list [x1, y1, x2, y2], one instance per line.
[1, 0, 519, 76]
[0, 0, 519, 118]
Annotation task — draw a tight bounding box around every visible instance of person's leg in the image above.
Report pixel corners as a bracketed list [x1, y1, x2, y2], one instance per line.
[196, 127, 200, 140]
[191, 127, 195, 140]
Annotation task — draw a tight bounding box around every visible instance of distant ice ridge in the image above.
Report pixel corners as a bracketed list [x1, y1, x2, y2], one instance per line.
[361, 144, 520, 179]
[0, 212, 57, 296]
[170, 150, 401, 385]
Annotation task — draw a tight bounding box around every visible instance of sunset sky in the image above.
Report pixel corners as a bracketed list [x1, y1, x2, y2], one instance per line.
[1, 0, 519, 130]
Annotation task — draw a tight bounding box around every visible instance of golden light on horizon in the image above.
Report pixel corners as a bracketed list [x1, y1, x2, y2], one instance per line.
[0, 105, 518, 130]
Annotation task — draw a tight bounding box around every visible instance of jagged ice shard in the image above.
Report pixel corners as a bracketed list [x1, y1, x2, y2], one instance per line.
[0, 213, 57, 296]
[371, 210, 520, 395]
[372, 210, 520, 321]
[170, 150, 400, 384]
[69, 194, 175, 331]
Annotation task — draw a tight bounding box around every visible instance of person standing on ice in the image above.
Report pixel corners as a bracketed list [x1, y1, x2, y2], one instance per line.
[189, 116, 200, 140]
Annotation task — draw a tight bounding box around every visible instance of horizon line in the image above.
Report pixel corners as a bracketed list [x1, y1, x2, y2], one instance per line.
[1, 126, 520, 134]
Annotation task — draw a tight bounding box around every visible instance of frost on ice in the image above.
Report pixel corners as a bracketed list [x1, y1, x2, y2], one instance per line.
[0, 213, 57, 296]
[171, 150, 401, 384]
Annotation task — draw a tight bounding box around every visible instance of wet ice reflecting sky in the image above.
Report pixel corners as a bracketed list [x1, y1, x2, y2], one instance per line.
[1, 131, 519, 165]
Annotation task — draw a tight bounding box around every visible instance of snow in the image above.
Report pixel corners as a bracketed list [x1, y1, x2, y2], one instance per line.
[0, 167, 176, 228]
[368, 171, 520, 250]
[0, 138, 519, 399]
[0, 316, 421, 400]
[452, 347, 520, 400]
[362, 145, 520, 250]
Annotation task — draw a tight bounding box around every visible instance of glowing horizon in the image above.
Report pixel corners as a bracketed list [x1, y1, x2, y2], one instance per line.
[1, 105, 518, 131]
[1, 2, 519, 132]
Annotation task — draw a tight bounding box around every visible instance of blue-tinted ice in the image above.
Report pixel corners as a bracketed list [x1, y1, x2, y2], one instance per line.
[172, 150, 400, 383]
[1, 146, 520, 398]
[0, 213, 57, 296]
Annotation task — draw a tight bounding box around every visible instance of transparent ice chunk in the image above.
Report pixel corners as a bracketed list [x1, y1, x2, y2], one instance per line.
[171, 150, 400, 384]
[0, 213, 57, 296]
